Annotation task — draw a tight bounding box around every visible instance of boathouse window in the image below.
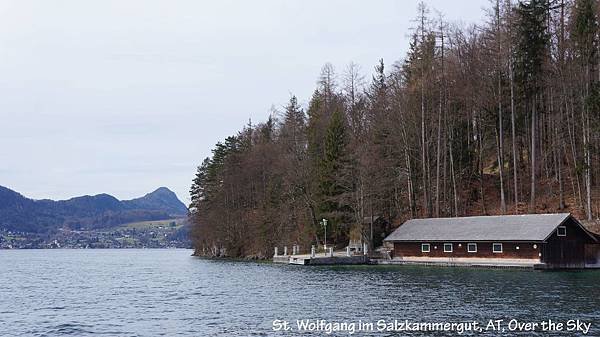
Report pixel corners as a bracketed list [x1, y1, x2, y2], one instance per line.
[557, 226, 567, 237]
[421, 243, 430, 253]
[467, 243, 477, 253]
[492, 243, 503, 253]
[443, 243, 453, 253]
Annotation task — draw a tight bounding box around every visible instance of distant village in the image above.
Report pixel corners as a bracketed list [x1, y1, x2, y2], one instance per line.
[0, 220, 191, 249]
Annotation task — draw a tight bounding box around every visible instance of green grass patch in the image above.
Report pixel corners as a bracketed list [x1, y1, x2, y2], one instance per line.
[119, 218, 185, 230]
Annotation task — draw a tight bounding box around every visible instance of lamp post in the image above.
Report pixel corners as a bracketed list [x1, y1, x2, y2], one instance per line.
[321, 218, 328, 251]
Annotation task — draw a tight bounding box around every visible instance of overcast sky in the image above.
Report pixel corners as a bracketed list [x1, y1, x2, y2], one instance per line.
[0, 0, 489, 204]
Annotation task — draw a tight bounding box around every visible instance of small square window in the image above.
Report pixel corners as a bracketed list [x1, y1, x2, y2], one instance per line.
[493, 243, 503, 253]
[467, 243, 477, 253]
[557, 226, 567, 237]
[443, 243, 453, 253]
[421, 243, 430, 253]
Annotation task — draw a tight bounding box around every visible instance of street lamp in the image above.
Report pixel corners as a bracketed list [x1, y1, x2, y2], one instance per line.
[321, 218, 328, 251]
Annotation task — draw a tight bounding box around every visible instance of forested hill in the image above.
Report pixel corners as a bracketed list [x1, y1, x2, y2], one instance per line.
[0, 186, 187, 233]
[190, 0, 600, 258]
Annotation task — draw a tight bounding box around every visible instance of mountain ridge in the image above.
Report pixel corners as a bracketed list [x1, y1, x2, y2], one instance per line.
[0, 185, 188, 233]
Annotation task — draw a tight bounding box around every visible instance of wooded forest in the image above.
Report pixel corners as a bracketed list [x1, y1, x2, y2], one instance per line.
[190, 0, 600, 258]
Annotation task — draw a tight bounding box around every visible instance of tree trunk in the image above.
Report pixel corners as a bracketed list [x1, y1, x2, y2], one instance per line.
[530, 95, 536, 212]
[509, 47, 518, 214]
[449, 120, 459, 216]
[496, 0, 506, 215]
[435, 29, 444, 218]
[498, 71, 506, 214]
[477, 110, 487, 214]
[421, 56, 429, 218]
[556, 120, 565, 210]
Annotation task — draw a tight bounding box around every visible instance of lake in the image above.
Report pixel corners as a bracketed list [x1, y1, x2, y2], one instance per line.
[1, 249, 599, 336]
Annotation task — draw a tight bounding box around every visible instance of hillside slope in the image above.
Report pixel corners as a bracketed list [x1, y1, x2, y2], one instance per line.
[0, 186, 187, 233]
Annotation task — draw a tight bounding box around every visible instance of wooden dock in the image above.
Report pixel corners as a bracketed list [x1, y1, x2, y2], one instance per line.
[273, 252, 369, 265]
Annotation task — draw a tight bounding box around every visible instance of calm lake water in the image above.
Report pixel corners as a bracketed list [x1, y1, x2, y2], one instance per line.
[1, 249, 600, 337]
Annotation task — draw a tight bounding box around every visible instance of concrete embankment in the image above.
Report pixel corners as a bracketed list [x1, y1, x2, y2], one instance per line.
[274, 252, 547, 269]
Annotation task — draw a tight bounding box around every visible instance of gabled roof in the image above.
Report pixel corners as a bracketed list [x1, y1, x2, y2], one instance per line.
[384, 213, 597, 242]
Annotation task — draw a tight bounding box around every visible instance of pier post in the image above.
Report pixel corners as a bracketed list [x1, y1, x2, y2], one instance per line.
[346, 246, 350, 257]
[311, 245, 315, 257]
[329, 247, 334, 257]
[284, 246, 288, 256]
[274, 247, 278, 257]
[363, 243, 368, 256]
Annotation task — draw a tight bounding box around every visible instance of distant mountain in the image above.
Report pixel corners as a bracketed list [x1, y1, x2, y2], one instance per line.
[123, 187, 188, 215]
[0, 186, 188, 233]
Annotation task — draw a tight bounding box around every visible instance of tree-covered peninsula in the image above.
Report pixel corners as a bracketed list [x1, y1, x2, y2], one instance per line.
[190, 0, 600, 258]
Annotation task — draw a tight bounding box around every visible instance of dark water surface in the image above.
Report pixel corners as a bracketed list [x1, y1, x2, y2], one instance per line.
[1, 249, 599, 336]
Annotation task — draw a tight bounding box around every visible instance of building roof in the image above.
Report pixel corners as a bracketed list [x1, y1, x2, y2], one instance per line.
[384, 213, 594, 242]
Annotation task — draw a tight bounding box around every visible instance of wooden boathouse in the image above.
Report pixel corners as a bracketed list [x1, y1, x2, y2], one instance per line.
[384, 213, 600, 269]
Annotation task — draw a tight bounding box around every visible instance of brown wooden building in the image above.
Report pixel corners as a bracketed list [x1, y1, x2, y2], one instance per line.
[384, 213, 600, 269]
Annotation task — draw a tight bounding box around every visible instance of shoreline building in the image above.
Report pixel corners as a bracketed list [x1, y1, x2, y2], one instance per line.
[384, 213, 600, 269]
